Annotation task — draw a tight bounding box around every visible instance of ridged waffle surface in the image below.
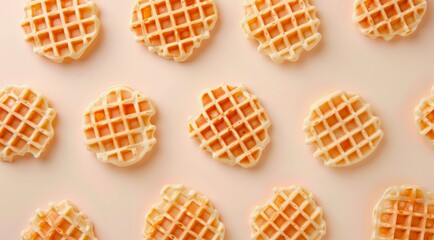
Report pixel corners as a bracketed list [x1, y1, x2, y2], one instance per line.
[143, 184, 225, 240]
[21, 0, 101, 63]
[189, 84, 271, 168]
[353, 0, 427, 40]
[83, 86, 156, 167]
[303, 91, 383, 167]
[250, 185, 326, 240]
[0, 85, 56, 162]
[372, 185, 434, 240]
[242, 0, 321, 63]
[415, 87, 434, 147]
[21, 200, 98, 240]
[130, 0, 219, 62]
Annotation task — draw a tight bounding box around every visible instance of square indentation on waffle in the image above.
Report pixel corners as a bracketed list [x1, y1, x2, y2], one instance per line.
[250, 185, 326, 240]
[130, 0, 219, 62]
[303, 91, 383, 167]
[415, 87, 434, 147]
[83, 86, 156, 167]
[21, 0, 101, 62]
[372, 185, 434, 240]
[144, 185, 225, 239]
[0, 85, 56, 162]
[353, 0, 427, 40]
[242, 0, 321, 63]
[21, 200, 97, 240]
[189, 84, 271, 168]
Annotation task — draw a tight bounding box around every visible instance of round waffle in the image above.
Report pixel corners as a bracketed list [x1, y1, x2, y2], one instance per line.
[353, 0, 427, 41]
[0, 85, 56, 162]
[83, 86, 157, 167]
[188, 84, 271, 168]
[143, 184, 225, 239]
[250, 185, 326, 240]
[242, 0, 321, 63]
[372, 185, 434, 240]
[415, 86, 434, 147]
[130, 0, 219, 62]
[21, 200, 98, 240]
[303, 91, 384, 167]
[21, 0, 101, 63]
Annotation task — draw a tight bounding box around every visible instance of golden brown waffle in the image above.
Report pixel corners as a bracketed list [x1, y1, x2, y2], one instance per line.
[130, 0, 219, 62]
[0, 85, 56, 162]
[250, 185, 326, 240]
[143, 184, 225, 239]
[21, 200, 98, 240]
[83, 86, 156, 167]
[353, 0, 427, 41]
[242, 0, 321, 63]
[415, 87, 434, 147]
[372, 185, 434, 240]
[188, 84, 271, 168]
[303, 91, 383, 167]
[21, 0, 101, 63]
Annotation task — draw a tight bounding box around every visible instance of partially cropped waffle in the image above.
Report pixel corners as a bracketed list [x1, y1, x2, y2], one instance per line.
[21, 0, 101, 62]
[415, 87, 434, 147]
[143, 184, 225, 239]
[303, 91, 383, 167]
[83, 86, 156, 167]
[21, 200, 98, 240]
[242, 0, 321, 63]
[0, 85, 56, 162]
[189, 84, 271, 168]
[353, 0, 427, 41]
[130, 0, 219, 62]
[372, 185, 434, 240]
[250, 185, 326, 240]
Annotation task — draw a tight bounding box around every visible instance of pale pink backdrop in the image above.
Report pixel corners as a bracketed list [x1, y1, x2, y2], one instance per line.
[0, 0, 434, 239]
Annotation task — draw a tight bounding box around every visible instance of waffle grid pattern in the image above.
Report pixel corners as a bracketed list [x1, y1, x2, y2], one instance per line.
[372, 185, 434, 240]
[353, 0, 427, 40]
[144, 185, 225, 240]
[250, 185, 326, 240]
[242, 0, 321, 63]
[0, 85, 56, 162]
[21, 200, 97, 240]
[189, 85, 271, 168]
[415, 87, 434, 146]
[130, 0, 219, 62]
[304, 91, 383, 167]
[83, 86, 156, 167]
[21, 0, 100, 62]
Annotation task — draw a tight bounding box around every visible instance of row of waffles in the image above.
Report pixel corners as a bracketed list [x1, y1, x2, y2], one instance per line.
[21, 0, 429, 63]
[20, 184, 434, 239]
[1, 84, 433, 168]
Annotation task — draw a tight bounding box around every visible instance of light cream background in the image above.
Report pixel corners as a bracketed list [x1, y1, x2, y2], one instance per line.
[0, 0, 433, 239]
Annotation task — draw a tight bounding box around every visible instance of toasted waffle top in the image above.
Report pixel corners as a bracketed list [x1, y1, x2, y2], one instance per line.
[415, 87, 434, 147]
[353, 0, 427, 40]
[372, 185, 434, 240]
[304, 91, 383, 167]
[21, 200, 98, 240]
[0, 85, 56, 162]
[242, 0, 321, 62]
[83, 86, 157, 167]
[250, 185, 326, 240]
[130, 0, 219, 62]
[189, 84, 271, 168]
[21, 0, 101, 62]
[144, 185, 225, 240]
